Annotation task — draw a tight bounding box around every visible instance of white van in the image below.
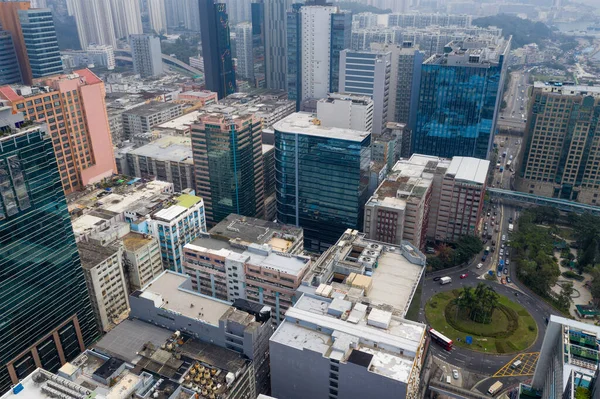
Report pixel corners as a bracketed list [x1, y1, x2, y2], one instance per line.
[511, 360, 522, 369]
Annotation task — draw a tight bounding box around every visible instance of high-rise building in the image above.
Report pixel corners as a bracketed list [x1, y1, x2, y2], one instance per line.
[130, 34, 163, 78]
[0, 31, 21, 85]
[329, 10, 352, 94]
[372, 42, 423, 131]
[251, 0, 266, 88]
[516, 83, 600, 205]
[17, 9, 62, 79]
[190, 105, 265, 225]
[122, 232, 163, 291]
[199, 0, 237, 99]
[528, 316, 600, 399]
[235, 22, 254, 81]
[165, 0, 200, 32]
[109, 0, 143, 39]
[0, 1, 31, 84]
[286, 3, 302, 110]
[339, 49, 391, 134]
[413, 38, 510, 159]
[274, 112, 371, 252]
[264, 0, 292, 90]
[86, 44, 115, 70]
[66, 0, 117, 49]
[0, 107, 99, 394]
[0, 69, 118, 194]
[316, 93, 374, 132]
[224, 0, 252, 24]
[147, 0, 167, 34]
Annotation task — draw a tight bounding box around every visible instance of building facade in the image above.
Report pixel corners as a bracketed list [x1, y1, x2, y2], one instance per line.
[516, 83, 600, 205]
[274, 112, 372, 252]
[0, 109, 98, 393]
[199, 0, 237, 99]
[130, 34, 163, 78]
[122, 102, 183, 138]
[264, 0, 291, 90]
[147, 0, 167, 34]
[191, 109, 265, 226]
[109, 0, 143, 39]
[0, 69, 117, 194]
[235, 22, 254, 81]
[339, 49, 392, 134]
[86, 44, 116, 70]
[329, 10, 352, 94]
[0, 1, 33, 84]
[251, 1, 266, 88]
[316, 93, 374, 133]
[66, 0, 117, 49]
[413, 38, 510, 159]
[122, 231, 163, 291]
[17, 9, 62, 80]
[0, 31, 21, 85]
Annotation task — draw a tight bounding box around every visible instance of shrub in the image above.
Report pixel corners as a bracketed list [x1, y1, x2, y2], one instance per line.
[528, 325, 535, 332]
[562, 271, 585, 281]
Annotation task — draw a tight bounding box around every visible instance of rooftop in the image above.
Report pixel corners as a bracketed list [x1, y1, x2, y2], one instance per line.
[425, 37, 510, 66]
[122, 231, 155, 252]
[271, 294, 427, 383]
[135, 271, 234, 326]
[446, 156, 489, 185]
[123, 101, 180, 117]
[533, 81, 600, 97]
[78, 241, 121, 270]
[152, 194, 202, 222]
[273, 112, 371, 142]
[156, 111, 201, 131]
[126, 136, 193, 164]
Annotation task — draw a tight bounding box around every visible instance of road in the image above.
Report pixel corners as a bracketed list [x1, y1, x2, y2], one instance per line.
[418, 135, 562, 376]
[498, 70, 530, 132]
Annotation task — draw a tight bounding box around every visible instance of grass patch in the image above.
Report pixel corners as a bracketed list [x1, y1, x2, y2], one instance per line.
[425, 291, 538, 354]
[405, 284, 422, 322]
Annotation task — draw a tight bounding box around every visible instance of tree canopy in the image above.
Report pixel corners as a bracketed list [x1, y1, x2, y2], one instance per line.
[473, 14, 554, 49]
[456, 283, 500, 324]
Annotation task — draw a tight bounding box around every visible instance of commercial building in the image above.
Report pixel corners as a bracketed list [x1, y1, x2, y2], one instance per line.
[0, 107, 98, 393]
[413, 38, 510, 159]
[218, 91, 296, 128]
[516, 83, 600, 205]
[130, 34, 163, 78]
[316, 93, 374, 133]
[129, 271, 273, 395]
[0, 1, 31, 83]
[235, 22, 254, 81]
[147, 0, 167, 34]
[122, 101, 183, 138]
[339, 49, 391, 134]
[364, 154, 489, 247]
[199, 0, 237, 99]
[78, 241, 129, 332]
[371, 122, 405, 170]
[263, 144, 277, 221]
[0, 69, 117, 194]
[0, 31, 21, 85]
[329, 10, 352, 94]
[191, 105, 265, 225]
[122, 231, 163, 291]
[250, 0, 266, 88]
[176, 90, 218, 107]
[66, 0, 117, 49]
[115, 136, 195, 193]
[263, 0, 290, 90]
[271, 230, 428, 398]
[527, 316, 600, 399]
[274, 112, 371, 252]
[182, 214, 306, 322]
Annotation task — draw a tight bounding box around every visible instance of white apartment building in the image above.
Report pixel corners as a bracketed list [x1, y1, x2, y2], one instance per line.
[86, 44, 115, 70]
[235, 22, 254, 81]
[78, 241, 129, 332]
[67, 0, 117, 49]
[300, 6, 339, 102]
[147, 0, 167, 34]
[122, 231, 163, 291]
[130, 34, 163, 78]
[316, 93, 374, 132]
[109, 0, 142, 39]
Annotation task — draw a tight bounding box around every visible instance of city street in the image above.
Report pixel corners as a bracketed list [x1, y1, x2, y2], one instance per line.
[498, 69, 530, 133]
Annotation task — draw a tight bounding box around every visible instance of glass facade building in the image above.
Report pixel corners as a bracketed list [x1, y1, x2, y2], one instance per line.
[199, 0, 236, 99]
[329, 11, 351, 94]
[413, 39, 510, 159]
[274, 113, 371, 252]
[286, 3, 302, 111]
[0, 113, 98, 394]
[0, 31, 22, 85]
[18, 9, 63, 79]
[251, 0, 266, 88]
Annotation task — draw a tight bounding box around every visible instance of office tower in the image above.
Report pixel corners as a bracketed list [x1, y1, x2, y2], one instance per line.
[66, 0, 117, 49]
[0, 31, 21, 85]
[286, 3, 302, 109]
[130, 34, 163, 78]
[372, 42, 424, 131]
[147, 0, 167, 34]
[0, 108, 99, 394]
[413, 38, 510, 159]
[235, 22, 254, 81]
[516, 83, 600, 205]
[529, 316, 600, 399]
[109, 0, 143, 39]
[264, 0, 291, 90]
[339, 49, 391, 134]
[182, 214, 308, 324]
[274, 112, 371, 252]
[0, 1, 30, 83]
[0, 69, 118, 194]
[86, 44, 115, 70]
[316, 93, 374, 132]
[190, 106, 265, 225]
[17, 9, 62, 80]
[329, 10, 352, 94]
[165, 0, 200, 32]
[263, 144, 276, 220]
[199, 0, 237, 99]
[251, 0, 266, 88]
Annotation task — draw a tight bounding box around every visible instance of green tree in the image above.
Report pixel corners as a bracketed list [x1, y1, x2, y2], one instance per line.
[557, 282, 573, 311]
[456, 284, 499, 324]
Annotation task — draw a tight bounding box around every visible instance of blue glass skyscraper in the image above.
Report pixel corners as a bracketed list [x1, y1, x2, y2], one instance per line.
[0, 110, 99, 393]
[0, 31, 22, 85]
[18, 9, 63, 79]
[413, 38, 511, 159]
[329, 10, 351, 93]
[274, 112, 371, 252]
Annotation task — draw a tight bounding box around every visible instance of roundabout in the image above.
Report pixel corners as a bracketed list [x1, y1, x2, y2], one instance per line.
[425, 286, 538, 354]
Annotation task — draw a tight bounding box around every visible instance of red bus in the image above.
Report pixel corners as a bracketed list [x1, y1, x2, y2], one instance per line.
[429, 328, 453, 350]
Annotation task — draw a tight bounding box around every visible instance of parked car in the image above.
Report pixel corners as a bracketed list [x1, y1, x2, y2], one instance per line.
[433, 276, 441, 281]
[460, 273, 468, 279]
[506, 259, 510, 266]
[504, 268, 508, 275]
[507, 277, 511, 283]
[477, 263, 483, 269]
[502, 234, 506, 241]
[453, 370, 459, 379]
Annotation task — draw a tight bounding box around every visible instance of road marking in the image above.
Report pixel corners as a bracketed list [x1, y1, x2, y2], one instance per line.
[493, 352, 540, 377]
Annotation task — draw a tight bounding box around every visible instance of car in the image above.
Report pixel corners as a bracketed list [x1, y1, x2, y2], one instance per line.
[504, 268, 508, 275]
[477, 263, 483, 269]
[506, 259, 510, 266]
[433, 276, 441, 281]
[453, 370, 459, 379]
[502, 234, 506, 241]
[481, 255, 487, 261]
[487, 212, 491, 217]
[460, 273, 468, 279]
[495, 228, 500, 233]
[494, 211, 497, 216]
[506, 251, 510, 257]
[500, 249, 504, 256]
[509, 217, 513, 223]
[491, 216, 496, 221]
[506, 277, 511, 283]
[501, 243, 505, 249]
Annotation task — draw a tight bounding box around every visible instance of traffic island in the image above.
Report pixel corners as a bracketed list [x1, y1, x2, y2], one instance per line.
[425, 287, 538, 354]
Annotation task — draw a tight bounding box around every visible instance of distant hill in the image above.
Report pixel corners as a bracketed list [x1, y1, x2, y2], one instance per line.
[337, 2, 391, 14]
[473, 14, 554, 49]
